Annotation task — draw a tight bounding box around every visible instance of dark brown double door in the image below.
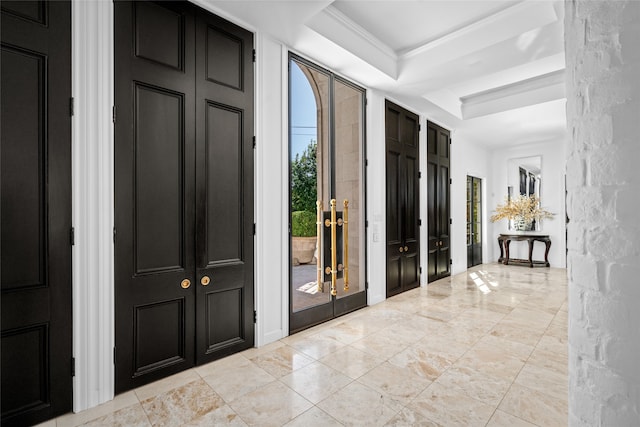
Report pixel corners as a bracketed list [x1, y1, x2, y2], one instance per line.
[385, 101, 420, 297]
[115, 1, 254, 392]
[1, 2, 73, 425]
[427, 121, 451, 282]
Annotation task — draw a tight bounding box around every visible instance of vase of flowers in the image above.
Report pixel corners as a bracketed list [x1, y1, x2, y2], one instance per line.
[490, 195, 553, 232]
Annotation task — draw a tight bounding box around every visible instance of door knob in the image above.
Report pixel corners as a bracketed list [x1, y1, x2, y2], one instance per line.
[399, 247, 404, 253]
[201, 276, 210, 286]
[181, 279, 191, 289]
[404, 246, 408, 251]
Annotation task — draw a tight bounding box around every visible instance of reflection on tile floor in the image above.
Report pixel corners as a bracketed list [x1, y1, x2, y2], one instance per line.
[46, 264, 567, 427]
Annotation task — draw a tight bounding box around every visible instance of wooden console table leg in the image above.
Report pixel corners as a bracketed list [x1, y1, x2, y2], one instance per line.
[504, 240, 511, 265]
[544, 239, 551, 267]
[498, 238, 504, 262]
[528, 239, 534, 268]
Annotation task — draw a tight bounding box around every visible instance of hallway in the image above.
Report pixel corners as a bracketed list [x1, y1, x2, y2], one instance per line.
[45, 264, 567, 426]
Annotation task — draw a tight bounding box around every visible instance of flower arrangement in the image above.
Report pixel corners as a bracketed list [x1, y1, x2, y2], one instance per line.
[490, 195, 554, 230]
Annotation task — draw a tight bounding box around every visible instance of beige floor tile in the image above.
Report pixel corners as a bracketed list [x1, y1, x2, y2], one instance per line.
[250, 345, 315, 378]
[388, 345, 456, 381]
[229, 381, 312, 427]
[536, 334, 568, 356]
[283, 406, 343, 427]
[515, 363, 568, 400]
[280, 361, 352, 404]
[358, 361, 432, 406]
[453, 346, 526, 382]
[57, 391, 139, 427]
[78, 404, 149, 427]
[288, 333, 346, 359]
[489, 322, 545, 347]
[240, 340, 286, 359]
[499, 383, 568, 426]
[317, 381, 399, 426]
[34, 421, 57, 427]
[133, 369, 201, 402]
[184, 404, 248, 426]
[193, 352, 249, 379]
[140, 379, 225, 426]
[527, 347, 568, 375]
[486, 410, 537, 426]
[350, 332, 409, 360]
[319, 345, 383, 379]
[472, 334, 534, 361]
[435, 365, 513, 407]
[316, 321, 370, 344]
[202, 357, 276, 402]
[407, 382, 495, 426]
[384, 407, 443, 427]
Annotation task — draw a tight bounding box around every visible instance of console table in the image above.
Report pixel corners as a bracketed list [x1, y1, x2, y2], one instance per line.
[498, 234, 551, 268]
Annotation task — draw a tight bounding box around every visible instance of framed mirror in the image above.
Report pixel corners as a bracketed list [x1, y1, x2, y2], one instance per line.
[507, 156, 542, 230]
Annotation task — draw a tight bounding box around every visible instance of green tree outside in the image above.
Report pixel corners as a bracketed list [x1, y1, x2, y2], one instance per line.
[291, 140, 317, 213]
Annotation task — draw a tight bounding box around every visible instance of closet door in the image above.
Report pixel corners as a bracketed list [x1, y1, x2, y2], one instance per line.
[427, 121, 451, 282]
[1, 1, 72, 424]
[194, 8, 254, 365]
[115, 1, 197, 392]
[114, 1, 254, 392]
[385, 100, 420, 297]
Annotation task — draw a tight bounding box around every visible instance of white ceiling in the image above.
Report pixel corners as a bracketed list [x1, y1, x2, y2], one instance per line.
[203, 0, 567, 149]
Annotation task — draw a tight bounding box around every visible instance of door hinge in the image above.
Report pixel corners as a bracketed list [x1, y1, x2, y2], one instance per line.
[450, 259, 453, 265]
[113, 227, 117, 243]
[252, 49, 256, 63]
[365, 159, 369, 167]
[365, 220, 369, 228]
[253, 310, 257, 323]
[70, 227, 75, 246]
[418, 219, 422, 226]
[449, 178, 452, 185]
[449, 218, 452, 225]
[71, 357, 75, 377]
[253, 223, 256, 235]
[418, 124, 422, 132]
[419, 266, 422, 274]
[418, 171, 421, 178]
[253, 136, 256, 148]
[112, 106, 116, 123]
[70, 97, 75, 116]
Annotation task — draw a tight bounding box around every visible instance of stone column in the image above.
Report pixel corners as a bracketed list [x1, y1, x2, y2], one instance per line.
[565, 0, 640, 425]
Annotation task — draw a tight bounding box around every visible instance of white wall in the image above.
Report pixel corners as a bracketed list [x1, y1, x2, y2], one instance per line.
[450, 135, 491, 275]
[488, 139, 567, 268]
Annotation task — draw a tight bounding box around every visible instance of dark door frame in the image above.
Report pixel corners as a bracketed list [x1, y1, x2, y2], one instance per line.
[467, 175, 483, 268]
[287, 53, 368, 334]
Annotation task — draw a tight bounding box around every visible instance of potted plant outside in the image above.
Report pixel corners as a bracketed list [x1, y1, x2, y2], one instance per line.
[291, 210, 317, 265]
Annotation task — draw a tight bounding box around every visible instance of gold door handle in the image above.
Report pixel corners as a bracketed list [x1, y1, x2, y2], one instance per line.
[181, 279, 191, 289]
[200, 276, 210, 286]
[404, 246, 408, 251]
[399, 247, 404, 253]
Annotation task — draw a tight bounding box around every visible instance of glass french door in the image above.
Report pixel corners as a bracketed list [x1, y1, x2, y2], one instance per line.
[288, 54, 367, 333]
[467, 176, 482, 268]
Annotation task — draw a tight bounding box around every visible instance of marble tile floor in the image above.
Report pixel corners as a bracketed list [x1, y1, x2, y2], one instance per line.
[41, 263, 568, 427]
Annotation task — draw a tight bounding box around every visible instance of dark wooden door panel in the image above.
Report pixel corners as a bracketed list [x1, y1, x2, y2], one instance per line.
[427, 121, 451, 282]
[195, 9, 254, 364]
[115, 0, 196, 392]
[385, 100, 420, 297]
[1, 1, 72, 425]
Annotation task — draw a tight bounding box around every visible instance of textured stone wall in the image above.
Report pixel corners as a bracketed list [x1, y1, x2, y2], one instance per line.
[565, 0, 640, 424]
